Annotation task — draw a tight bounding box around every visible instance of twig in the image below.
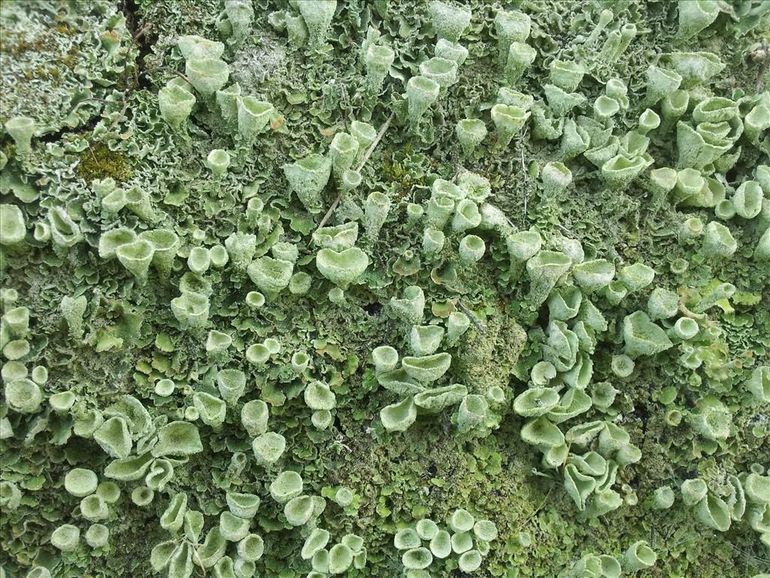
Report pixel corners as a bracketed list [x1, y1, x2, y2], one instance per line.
[523, 487, 553, 525]
[356, 112, 394, 172]
[729, 541, 770, 565]
[134, 22, 152, 41]
[188, 539, 208, 577]
[520, 147, 529, 225]
[315, 112, 395, 231]
[174, 70, 194, 85]
[456, 300, 486, 334]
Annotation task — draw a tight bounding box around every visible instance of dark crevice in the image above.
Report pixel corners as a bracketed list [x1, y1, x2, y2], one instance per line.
[120, 0, 154, 90]
[37, 126, 82, 145]
[36, 100, 102, 144]
[36, 96, 113, 145]
[364, 301, 382, 317]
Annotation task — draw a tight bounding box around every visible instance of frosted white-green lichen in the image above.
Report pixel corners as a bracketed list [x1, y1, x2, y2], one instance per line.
[1, 1, 769, 577]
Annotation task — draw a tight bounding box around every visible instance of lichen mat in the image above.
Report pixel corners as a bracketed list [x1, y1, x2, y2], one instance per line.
[1, 0, 769, 577]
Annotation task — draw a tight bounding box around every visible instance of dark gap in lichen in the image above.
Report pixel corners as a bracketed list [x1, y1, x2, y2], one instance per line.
[364, 301, 383, 317]
[120, 0, 154, 90]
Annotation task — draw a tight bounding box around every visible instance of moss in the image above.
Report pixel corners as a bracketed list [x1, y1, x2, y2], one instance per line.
[53, 22, 74, 36]
[455, 309, 527, 393]
[60, 46, 80, 70]
[77, 143, 133, 183]
[0, 31, 56, 57]
[381, 144, 427, 197]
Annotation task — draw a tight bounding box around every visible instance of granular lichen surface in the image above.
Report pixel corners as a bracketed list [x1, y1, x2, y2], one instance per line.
[0, 1, 769, 577]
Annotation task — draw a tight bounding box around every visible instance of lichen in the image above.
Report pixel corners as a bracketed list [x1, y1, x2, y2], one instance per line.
[1, 0, 769, 577]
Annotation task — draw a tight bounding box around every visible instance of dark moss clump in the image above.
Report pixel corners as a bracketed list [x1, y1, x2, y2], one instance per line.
[77, 143, 132, 183]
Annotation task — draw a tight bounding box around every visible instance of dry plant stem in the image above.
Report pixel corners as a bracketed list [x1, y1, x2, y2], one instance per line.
[316, 111, 395, 231]
[456, 300, 486, 334]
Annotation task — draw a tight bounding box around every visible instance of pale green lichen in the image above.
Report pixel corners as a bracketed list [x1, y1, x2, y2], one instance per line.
[1, 1, 769, 577]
